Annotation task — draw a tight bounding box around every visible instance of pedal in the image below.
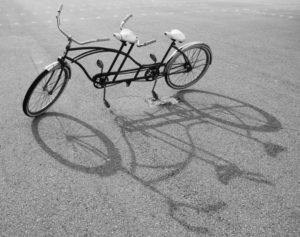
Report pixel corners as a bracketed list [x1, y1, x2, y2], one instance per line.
[104, 99, 110, 108]
[152, 91, 159, 100]
[150, 54, 157, 63]
[97, 59, 104, 69]
[126, 81, 132, 87]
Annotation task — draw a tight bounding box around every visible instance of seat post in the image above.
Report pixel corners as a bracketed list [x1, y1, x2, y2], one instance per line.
[112, 43, 134, 82]
[160, 40, 176, 64]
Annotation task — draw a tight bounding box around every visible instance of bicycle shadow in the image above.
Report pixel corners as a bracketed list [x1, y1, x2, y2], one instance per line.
[30, 89, 286, 234]
[113, 89, 285, 185]
[108, 89, 285, 233]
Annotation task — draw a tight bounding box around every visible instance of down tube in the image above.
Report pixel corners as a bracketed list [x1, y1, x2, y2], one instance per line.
[66, 46, 142, 82]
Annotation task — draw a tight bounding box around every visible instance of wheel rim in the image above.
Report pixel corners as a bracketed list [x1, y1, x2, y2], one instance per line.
[27, 69, 66, 115]
[167, 46, 209, 88]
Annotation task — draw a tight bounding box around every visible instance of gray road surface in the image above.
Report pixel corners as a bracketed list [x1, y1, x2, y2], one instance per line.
[0, 0, 299, 236]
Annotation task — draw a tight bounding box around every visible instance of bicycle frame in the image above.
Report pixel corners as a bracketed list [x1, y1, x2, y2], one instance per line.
[58, 39, 189, 88]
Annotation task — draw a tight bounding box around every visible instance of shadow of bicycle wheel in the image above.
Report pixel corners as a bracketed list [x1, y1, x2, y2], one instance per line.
[31, 112, 122, 177]
[176, 89, 282, 132]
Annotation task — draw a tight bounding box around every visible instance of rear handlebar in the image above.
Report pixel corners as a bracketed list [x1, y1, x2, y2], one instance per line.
[136, 39, 156, 47]
[58, 4, 63, 14]
[118, 14, 156, 47]
[120, 14, 133, 30]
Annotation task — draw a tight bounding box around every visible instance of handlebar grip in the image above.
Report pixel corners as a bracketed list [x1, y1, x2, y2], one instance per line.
[144, 40, 156, 46]
[57, 4, 63, 13]
[123, 14, 133, 23]
[120, 14, 133, 30]
[137, 39, 156, 47]
[96, 38, 110, 42]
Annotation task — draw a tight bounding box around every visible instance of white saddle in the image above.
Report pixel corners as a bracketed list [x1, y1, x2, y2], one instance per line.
[113, 28, 137, 43]
[164, 29, 186, 43]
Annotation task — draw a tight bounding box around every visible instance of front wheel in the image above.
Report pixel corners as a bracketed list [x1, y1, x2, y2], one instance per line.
[22, 67, 69, 117]
[165, 43, 212, 89]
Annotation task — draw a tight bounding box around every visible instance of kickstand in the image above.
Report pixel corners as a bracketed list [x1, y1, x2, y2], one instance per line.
[103, 86, 110, 108]
[151, 77, 159, 100]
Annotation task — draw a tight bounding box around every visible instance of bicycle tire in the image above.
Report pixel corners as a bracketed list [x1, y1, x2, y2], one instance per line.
[23, 67, 69, 117]
[165, 43, 211, 89]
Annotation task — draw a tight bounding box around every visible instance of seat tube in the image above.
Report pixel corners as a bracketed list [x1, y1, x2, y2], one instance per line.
[107, 42, 126, 76]
[160, 41, 176, 64]
[112, 43, 134, 82]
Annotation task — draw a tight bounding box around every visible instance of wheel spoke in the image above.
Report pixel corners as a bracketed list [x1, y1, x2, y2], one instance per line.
[25, 68, 67, 116]
[166, 45, 210, 89]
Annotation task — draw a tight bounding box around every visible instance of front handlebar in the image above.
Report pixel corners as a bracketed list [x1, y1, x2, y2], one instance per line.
[56, 4, 110, 45]
[56, 5, 155, 47]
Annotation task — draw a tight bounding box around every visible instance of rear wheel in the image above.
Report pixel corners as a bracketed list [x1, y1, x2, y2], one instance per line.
[165, 44, 211, 89]
[23, 67, 69, 117]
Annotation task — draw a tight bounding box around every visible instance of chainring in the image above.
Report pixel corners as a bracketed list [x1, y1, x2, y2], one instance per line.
[144, 68, 159, 81]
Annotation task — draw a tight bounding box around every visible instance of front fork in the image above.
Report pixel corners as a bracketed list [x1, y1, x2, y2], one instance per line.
[50, 58, 66, 94]
[43, 56, 72, 94]
[43, 41, 72, 94]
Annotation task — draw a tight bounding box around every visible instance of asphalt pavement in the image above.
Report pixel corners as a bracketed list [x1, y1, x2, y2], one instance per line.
[0, 0, 299, 236]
